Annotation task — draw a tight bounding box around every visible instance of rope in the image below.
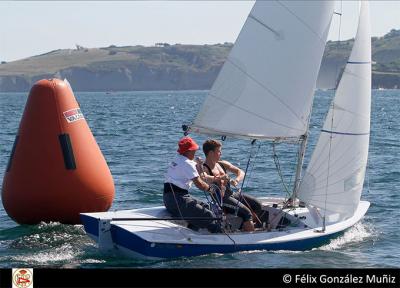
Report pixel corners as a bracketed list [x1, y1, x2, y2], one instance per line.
[169, 182, 236, 245]
[196, 158, 236, 245]
[238, 140, 257, 193]
[235, 140, 258, 216]
[214, 140, 264, 229]
[168, 183, 194, 238]
[206, 184, 224, 216]
[169, 183, 185, 221]
[236, 193, 262, 225]
[242, 142, 262, 191]
[197, 178, 236, 246]
[239, 142, 263, 224]
[272, 142, 292, 198]
[272, 140, 304, 213]
[197, 157, 224, 213]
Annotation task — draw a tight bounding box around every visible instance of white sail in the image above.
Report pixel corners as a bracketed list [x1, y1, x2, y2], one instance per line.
[191, 1, 334, 139]
[298, 2, 371, 223]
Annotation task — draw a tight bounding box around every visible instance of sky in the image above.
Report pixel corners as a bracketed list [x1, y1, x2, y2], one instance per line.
[1, 1, 400, 62]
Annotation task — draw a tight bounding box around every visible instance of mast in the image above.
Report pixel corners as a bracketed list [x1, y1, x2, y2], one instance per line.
[291, 133, 308, 205]
[188, 1, 335, 208]
[297, 1, 371, 223]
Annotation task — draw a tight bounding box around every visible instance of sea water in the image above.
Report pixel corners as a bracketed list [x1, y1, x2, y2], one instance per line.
[0, 90, 398, 268]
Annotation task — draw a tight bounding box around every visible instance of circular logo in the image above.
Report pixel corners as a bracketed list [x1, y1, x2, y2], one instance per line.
[12, 269, 33, 288]
[282, 274, 292, 284]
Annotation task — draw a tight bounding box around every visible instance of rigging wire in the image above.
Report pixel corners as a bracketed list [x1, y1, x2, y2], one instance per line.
[272, 142, 292, 198]
[233, 141, 263, 224]
[322, 2, 343, 231]
[234, 140, 260, 216]
[334, 1, 343, 89]
[237, 140, 257, 194]
[272, 141, 300, 202]
[241, 141, 262, 191]
[270, 141, 300, 226]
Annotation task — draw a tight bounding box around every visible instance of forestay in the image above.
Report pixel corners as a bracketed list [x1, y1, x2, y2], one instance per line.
[191, 1, 334, 140]
[298, 2, 371, 223]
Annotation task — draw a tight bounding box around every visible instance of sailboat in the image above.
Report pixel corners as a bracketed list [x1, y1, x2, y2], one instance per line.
[80, 1, 371, 259]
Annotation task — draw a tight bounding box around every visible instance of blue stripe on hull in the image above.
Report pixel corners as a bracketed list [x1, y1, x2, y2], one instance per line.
[81, 216, 344, 259]
[80, 214, 99, 237]
[111, 225, 343, 259]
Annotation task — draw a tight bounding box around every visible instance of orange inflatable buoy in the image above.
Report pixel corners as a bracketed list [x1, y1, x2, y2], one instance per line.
[2, 79, 115, 224]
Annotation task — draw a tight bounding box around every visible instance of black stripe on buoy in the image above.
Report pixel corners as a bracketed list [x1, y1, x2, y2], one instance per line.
[59, 134, 76, 170]
[6, 135, 19, 172]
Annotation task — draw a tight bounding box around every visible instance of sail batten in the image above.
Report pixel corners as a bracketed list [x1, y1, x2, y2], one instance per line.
[347, 61, 371, 64]
[206, 92, 305, 132]
[224, 57, 306, 125]
[298, 2, 371, 223]
[278, 2, 329, 45]
[321, 130, 369, 136]
[248, 14, 281, 38]
[191, 125, 302, 142]
[192, 1, 335, 140]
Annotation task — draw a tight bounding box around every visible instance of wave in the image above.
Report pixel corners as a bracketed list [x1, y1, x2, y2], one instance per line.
[318, 222, 374, 251]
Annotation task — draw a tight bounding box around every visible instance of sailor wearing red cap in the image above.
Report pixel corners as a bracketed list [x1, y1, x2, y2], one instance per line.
[164, 137, 222, 233]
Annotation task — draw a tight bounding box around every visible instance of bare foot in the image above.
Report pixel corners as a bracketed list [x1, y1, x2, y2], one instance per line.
[242, 220, 255, 232]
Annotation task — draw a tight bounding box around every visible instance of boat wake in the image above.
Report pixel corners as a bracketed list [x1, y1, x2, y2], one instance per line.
[8, 222, 86, 249]
[0, 222, 104, 268]
[318, 222, 374, 251]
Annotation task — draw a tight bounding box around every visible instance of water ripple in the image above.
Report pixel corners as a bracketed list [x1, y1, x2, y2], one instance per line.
[0, 90, 399, 267]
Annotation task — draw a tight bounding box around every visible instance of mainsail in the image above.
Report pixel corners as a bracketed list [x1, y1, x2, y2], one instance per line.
[298, 2, 371, 223]
[191, 1, 334, 140]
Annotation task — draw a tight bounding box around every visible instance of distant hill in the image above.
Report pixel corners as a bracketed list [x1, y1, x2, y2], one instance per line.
[0, 44, 231, 92]
[1, 29, 400, 92]
[318, 28, 400, 89]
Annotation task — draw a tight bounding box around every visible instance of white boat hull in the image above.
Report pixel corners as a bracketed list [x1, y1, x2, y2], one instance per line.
[80, 198, 370, 259]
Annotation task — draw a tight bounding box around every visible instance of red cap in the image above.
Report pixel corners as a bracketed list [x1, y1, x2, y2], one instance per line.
[177, 137, 199, 154]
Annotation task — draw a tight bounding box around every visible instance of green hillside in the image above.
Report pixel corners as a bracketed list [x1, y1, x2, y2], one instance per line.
[320, 29, 400, 88]
[0, 29, 399, 92]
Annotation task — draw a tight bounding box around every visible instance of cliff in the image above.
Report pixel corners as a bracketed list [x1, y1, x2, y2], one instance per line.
[1, 29, 399, 92]
[318, 28, 400, 89]
[0, 44, 229, 92]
